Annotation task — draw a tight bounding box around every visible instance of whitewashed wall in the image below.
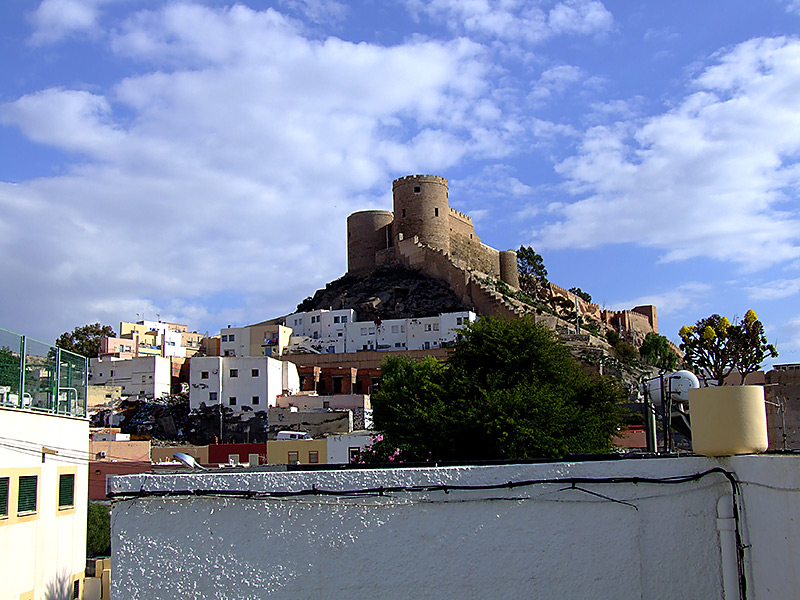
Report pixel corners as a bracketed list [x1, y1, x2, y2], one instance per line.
[109, 455, 800, 599]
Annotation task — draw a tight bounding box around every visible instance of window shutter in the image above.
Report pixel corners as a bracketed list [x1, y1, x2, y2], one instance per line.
[0, 477, 8, 517]
[18, 475, 37, 514]
[59, 473, 75, 508]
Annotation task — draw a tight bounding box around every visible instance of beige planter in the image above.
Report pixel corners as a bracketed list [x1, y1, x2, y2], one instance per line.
[688, 385, 768, 456]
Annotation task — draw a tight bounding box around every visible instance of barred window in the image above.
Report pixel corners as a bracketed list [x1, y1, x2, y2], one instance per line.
[0, 477, 8, 517]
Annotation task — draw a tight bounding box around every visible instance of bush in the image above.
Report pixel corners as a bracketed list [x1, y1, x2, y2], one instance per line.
[87, 501, 111, 557]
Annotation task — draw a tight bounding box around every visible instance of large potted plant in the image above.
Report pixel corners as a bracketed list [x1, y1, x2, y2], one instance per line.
[679, 310, 778, 456]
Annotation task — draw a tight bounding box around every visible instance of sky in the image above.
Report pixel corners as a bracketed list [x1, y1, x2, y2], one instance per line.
[1, 0, 799, 368]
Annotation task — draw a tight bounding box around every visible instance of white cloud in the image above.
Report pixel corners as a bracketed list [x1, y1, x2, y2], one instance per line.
[529, 64, 584, 103]
[404, 0, 613, 45]
[1, 3, 517, 339]
[745, 278, 800, 301]
[28, 0, 110, 45]
[537, 37, 800, 270]
[784, 0, 800, 16]
[607, 282, 713, 316]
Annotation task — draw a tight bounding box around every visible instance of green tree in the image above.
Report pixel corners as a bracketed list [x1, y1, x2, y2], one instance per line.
[0, 346, 20, 388]
[679, 310, 777, 385]
[56, 323, 116, 358]
[517, 245, 548, 298]
[569, 287, 592, 303]
[370, 317, 626, 461]
[87, 501, 111, 556]
[639, 332, 679, 373]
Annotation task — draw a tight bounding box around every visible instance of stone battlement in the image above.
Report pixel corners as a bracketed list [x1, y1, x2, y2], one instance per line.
[449, 207, 472, 223]
[392, 174, 448, 188]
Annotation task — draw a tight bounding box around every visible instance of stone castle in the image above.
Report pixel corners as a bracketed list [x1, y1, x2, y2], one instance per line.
[346, 174, 658, 343]
[347, 174, 519, 287]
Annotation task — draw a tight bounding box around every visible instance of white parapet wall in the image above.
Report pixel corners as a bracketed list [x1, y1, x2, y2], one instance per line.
[108, 455, 800, 599]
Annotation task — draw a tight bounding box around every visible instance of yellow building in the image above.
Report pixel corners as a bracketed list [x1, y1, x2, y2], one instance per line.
[267, 439, 328, 465]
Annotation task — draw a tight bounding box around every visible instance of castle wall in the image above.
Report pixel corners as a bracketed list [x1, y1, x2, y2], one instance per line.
[347, 210, 394, 275]
[392, 175, 450, 255]
[449, 234, 501, 277]
[448, 207, 477, 240]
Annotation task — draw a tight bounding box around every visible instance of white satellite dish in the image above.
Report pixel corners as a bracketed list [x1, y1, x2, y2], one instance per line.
[173, 452, 207, 470]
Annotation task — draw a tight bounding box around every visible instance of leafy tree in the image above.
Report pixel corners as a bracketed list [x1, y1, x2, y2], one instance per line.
[56, 323, 116, 358]
[639, 332, 679, 373]
[87, 501, 111, 556]
[679, 310, 777, 385]
[370, 316, 626, 461]
[569, 287, 592, 303]
[0, 346, 20, 388]
[517, 245, 548, 297]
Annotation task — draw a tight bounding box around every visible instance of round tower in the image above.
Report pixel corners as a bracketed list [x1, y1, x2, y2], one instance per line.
[499, 249, 520, 288]
[392, 174, 450, 253]
[347, 210, 394, 275]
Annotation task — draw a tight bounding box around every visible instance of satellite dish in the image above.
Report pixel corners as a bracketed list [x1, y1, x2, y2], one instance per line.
[173, 452, 207, 470]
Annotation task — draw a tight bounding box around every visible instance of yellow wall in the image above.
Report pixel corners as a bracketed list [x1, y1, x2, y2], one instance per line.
[267, 440, 328, 465]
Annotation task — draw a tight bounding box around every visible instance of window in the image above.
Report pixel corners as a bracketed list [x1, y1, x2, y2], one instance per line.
[368, 327, 375, 335]
[221, 335, 228, 342]
[361, 327, 368, 335]
[209, 392, 217, 402]
[342, 316, 348, 323]
[229, 397, 237, 406]
[287, 451, 299, 464]
[435, 207, 439, 217]
[224, 350, 235, 356]
[252, 396, 260, 405]
[334, 316, 340, 323]
[141, 375, 146, 383]
[230, 369, 238, 377]
[110, 370, 114, 376]
[229, 334, 235, 341]
[323, 400, 330, 409]
[327, 346, 336, 353]
[309, 451, 319, 464]
[391, 325, 399, 334]
[425, 324, 432, 332]
[349, 447, 361, 463]
[456, 317, 463, 325]
[413, 186, 421, 193]
[73, 580, 80, 599]
[0, 477, 8, 517]
[401, 325, 405, 333]
[433, 323, 439, 331]
[201, 371, 209, 379]
[395, 342, 402, 348]
[251, 369, 259, 377]
[58, 473, 75, 509]
[18, 475, 37, 514]
[402, 209, 406, 218]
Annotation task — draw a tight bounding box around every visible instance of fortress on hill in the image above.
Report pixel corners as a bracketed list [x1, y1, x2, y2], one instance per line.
[347, 174, 519, 287]
[345, 174, 658, 343]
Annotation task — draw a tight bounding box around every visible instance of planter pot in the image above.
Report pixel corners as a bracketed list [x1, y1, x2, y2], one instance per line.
[688, 385, 768, 456]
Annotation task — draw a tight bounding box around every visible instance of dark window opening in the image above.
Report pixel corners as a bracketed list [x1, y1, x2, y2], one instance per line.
[58, 473, 75, 509]
[414, 186, 421, 193]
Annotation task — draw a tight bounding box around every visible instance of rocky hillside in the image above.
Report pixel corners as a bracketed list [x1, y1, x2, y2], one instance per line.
[295, 267, 473, 320]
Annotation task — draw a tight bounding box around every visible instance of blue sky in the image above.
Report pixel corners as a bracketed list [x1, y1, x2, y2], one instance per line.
[1, 0, 799, 369]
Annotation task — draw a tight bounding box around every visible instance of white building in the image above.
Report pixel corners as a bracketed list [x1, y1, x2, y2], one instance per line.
[0, 330, 89, 599]
[189, 356, 300, 413]
[89, 355, 172, 398]
[346, 311, 476, 352]
[326, 431, 375, 464]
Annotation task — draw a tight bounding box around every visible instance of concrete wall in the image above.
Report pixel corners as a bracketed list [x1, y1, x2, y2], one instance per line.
[109, 454, 800, 599]
[0, 407, 89, 599]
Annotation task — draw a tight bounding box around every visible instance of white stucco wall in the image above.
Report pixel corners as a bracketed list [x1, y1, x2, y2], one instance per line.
[0, 407, 89, 599]
[108, 455, 800, 599]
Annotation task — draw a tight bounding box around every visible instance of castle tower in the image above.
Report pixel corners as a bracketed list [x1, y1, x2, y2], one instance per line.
[346, 210, 394, 275]
[499, 250, 520, 288]
[392, 175, 450, 254]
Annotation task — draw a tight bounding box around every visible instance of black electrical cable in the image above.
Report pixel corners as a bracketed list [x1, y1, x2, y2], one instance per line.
[107, 466, 747, 599]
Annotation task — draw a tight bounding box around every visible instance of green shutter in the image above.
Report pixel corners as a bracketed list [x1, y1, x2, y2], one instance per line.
[59, 473, 75, 508]
[18, 475, 37, 514]
[0, 477, 8, 517]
